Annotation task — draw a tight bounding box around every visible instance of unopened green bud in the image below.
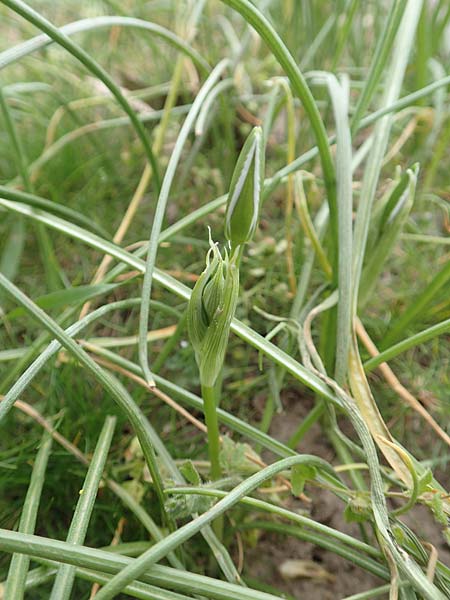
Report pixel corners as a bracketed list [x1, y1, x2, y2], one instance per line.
[187, 235, 239, 387]
[225, 126, 265, 250]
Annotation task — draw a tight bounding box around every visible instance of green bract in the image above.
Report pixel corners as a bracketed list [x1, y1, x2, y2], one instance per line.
[187, 236, 239, 387]
[225, 126, 265, 250]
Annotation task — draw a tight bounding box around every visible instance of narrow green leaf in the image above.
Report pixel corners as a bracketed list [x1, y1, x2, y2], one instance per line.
[6, 283, 119, 319]
[4, 432, 52, 600]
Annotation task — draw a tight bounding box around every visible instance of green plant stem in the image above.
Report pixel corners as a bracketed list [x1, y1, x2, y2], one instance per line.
[201, 385, 222, 482]
[165, 487, 381, 560]
[0, 16, 209, 73]
[202, 384, 223, 539]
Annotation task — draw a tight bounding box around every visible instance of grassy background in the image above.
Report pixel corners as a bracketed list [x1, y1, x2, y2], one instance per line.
[0, 1, 449, 599]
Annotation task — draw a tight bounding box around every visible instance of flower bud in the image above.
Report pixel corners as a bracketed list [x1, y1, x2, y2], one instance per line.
[225, 126, 265, 250]
[187, 235, 239, 387]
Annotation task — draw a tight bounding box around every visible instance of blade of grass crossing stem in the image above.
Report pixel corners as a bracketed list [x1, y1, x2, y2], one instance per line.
[351, 0, 422, 314]
[1, 0, 161, 191]
[219, 0, 338, 269]
[138, 59, 229, 386]
[325, 74, 353, 384]
[350, 0, 408, 133]
[0, 273, 171, 531]
[91, 456, 340, 599]
[0, 531, 283, 600]
[3, 432, 52, 600]
[136, 408, 242, 584]
[164, 487, 383, 562]
[49, 416, 116, 600]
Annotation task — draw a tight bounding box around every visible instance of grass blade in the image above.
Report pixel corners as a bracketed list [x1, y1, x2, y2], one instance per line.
[3, 432, 52, 600]
[351, 0, 423, 313]
[364, 317, 450, 371]
[50, 416, 116, 600]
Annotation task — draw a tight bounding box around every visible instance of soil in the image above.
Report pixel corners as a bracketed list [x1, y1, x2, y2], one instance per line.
[243, 390, 450, 599]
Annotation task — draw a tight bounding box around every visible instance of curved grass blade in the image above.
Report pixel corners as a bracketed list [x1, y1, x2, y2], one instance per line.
[351, 0, 408, 133]
[351, 0, 423, 314]
[0, 16, 210, 74]
[0, 186, 109, 237]
[1, 0, 161, 191]
[5, 283, 119, 319]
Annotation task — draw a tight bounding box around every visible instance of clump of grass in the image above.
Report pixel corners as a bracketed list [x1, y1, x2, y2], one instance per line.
[0, 1, 450, 599]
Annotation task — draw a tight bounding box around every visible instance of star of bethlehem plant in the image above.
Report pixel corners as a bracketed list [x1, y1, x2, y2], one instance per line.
[187, 127, 265, 498]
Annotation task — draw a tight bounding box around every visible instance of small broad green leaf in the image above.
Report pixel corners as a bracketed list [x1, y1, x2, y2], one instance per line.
[219, 436, 260, 476]
[291, 464, 316, 496]
[417, 469, 433, 495]
[179, 461, 202, 486]
[225, 126, 265, 250]
[6, 283, 119, 319]
[344, 494, 372, 523]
